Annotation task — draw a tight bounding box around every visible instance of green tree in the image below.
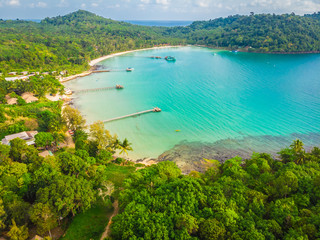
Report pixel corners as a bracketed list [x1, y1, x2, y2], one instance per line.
[0, 198, 6, 230]
[89, 121, 117, 151]
[9, 138, 30, 162]
[62, 105, 86, 131]
[7, 220, 29, 240]
[176, 214, 198, 235]
[199, 218, 226, 240]
[290, 139, 305, 164]
[118, 138, 133, 156]
[29, 203, 57, 237]
[35, 132, 54, 148]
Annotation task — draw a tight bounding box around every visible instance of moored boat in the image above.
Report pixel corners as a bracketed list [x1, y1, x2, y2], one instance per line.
[165, 56, 176, 61]
[126, 67, 134, 72]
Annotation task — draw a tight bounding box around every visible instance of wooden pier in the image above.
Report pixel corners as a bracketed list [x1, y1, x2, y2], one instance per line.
[74, 85, 124, 93]
[102, 107, 161, 123]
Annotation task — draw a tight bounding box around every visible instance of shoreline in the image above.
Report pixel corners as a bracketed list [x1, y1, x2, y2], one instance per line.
[60, 45, 185, 83]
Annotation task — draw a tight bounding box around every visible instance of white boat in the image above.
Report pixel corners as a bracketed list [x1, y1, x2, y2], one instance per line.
[64, 88, 73, 95]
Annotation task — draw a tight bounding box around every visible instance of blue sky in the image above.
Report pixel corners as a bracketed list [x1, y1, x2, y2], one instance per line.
[0, 0, 320, 20]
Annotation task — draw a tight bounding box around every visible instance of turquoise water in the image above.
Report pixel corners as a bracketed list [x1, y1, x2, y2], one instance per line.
[65, 47, 320, 159]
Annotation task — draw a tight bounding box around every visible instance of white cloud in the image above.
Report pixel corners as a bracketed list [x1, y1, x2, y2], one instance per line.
[57, 0, 68, 7]
[92, 2, 99, 7]
[156, 0, 170, 6]
[196, 0, 210, 8]
[141, 0, 150, 3]
[7, 0, 20, 6]
[81, 3, 86, 8]
[37, 1, 47, 8]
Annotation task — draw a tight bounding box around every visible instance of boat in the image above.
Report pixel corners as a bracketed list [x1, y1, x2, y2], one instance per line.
[175, 130, 181, 132]
[155, 56, 162, 59]
[232, 50, 239, 53]
[126, 67, 134, 72]
[165, 56, 176, 61]
[116, 85, 124, 89]
[64, 88, 73, 95]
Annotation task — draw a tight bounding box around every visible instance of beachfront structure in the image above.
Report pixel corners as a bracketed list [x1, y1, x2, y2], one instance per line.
[8, 72, 17, 75]
[1, 131, 38, 146]
[5, 76, 29, 81]
[21, 71, 28, 75]
[21, 92, 38, 103]
[7, 97, 17, 105]
[42, 72, 49, 75]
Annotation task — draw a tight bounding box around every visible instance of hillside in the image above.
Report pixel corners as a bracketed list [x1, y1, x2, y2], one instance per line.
[0, 10, 183, 74]
[176, 13, 320, 52]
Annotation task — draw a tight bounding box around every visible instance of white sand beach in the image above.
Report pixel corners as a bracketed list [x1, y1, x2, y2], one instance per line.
[88, 45, 181, 66]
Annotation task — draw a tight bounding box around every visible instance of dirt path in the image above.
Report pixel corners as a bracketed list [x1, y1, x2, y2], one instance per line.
[65, 131, 75, 148]
[100, 200, 119, 240]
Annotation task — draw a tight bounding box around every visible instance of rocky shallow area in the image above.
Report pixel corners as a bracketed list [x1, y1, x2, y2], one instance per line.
[156, 132, 320, 174]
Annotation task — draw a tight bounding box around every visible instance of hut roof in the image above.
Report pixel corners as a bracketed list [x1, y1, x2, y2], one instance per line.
[21, 92, 38, 103]
[7, 98, 17, 105]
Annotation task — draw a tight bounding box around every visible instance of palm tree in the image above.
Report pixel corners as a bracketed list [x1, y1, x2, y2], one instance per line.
[118, 138, 133, 156]
[290, 139, 305, 164]
[290, 139, 304, 153]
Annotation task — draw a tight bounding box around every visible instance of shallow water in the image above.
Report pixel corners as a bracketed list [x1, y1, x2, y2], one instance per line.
[65, 46, 320, 161]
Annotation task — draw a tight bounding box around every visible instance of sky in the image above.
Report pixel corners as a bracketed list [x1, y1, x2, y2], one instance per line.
[0, 0, 320, 20]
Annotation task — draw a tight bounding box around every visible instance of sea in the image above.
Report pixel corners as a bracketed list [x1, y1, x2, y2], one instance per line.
[64, 46, 320, 172]
[123, 20, 192, 27]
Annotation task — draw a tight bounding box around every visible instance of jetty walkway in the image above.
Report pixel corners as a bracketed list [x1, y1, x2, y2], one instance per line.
[103, 107, 161, 123]
[74, 85, 124, 93]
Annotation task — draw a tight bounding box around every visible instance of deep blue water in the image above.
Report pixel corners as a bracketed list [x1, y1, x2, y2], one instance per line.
[124, 20, 192, 27]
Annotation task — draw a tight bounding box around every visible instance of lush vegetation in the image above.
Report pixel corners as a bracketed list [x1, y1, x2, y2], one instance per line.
[170, 12, 320, 52]
[0, 114, 136, 239]
[0, 10, 184, 74]
[111, 140, 320, 239]
[0, 75, 64, 139]
[2, 9, 320, 240]
[0, 72, 136, 239]
[61, 200, 113, 240]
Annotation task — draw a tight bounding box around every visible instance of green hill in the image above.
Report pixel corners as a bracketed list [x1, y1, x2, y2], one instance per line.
[0, 10, 183, 74]
[176, 13, 320, 52]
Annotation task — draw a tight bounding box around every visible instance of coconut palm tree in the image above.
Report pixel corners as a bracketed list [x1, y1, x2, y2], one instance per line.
[290, 139, 305, 164]
[290, 139, 304, 153]
[118, 138, 133, 156]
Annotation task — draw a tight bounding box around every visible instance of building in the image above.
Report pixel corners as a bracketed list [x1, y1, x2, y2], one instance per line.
[21, 71, 28, 75]
[1, 131, 38, 146]
[5, 94, 18, 105]
[7, 98, 17, 105]
[21, 92, 38, 103]
[8, 72, 17, 75]
[5, 76, 29, 81]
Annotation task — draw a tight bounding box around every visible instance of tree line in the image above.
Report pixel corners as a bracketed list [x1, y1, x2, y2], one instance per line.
[111, 140, 320, 239]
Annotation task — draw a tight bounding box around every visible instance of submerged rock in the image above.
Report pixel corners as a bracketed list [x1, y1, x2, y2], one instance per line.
[158, 132, 320, 174]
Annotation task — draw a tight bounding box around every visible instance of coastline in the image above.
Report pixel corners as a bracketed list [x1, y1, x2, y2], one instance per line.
[60, 45, 184, 83]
